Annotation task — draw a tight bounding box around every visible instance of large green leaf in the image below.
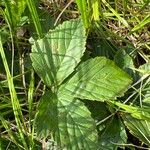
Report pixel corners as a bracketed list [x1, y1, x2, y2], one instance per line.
[35, 90, 98, 149]
[31, 19, 86, 86]
[60, 57, 132, 101]
[123, 114, 150, 146]
[56, 90, 98, 149]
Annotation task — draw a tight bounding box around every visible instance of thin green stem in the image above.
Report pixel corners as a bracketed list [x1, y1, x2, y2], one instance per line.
[2, 2, 15, 76]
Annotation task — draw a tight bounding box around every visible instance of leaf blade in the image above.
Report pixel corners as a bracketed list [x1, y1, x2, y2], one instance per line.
[35, 91, 58, 138]
[60, 57, 132, 101]
[56, 90, 98, 149]
[31, 18, 86, 86]
[123, 114, 150, 146]
[35, 90, 98, 149]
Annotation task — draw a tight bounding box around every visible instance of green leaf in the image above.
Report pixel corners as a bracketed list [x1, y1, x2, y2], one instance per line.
[55, 90, 98, 149]
[123, 114, 150, 146]
[31, 18, 86, 86]
[35, 91, 58, 138]
[35, 89, 98, 149]
[60, 57, 132, 101]
[138, 63, 150, 75]
[99, 116, 127, 150]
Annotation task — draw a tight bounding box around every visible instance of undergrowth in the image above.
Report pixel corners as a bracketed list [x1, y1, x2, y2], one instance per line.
[0, 0, 150, 149]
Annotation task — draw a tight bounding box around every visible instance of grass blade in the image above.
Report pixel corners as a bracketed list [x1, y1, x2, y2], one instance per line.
[76, 0, 90, 28]
[26, 0, 43, 38]
[101, 0, 129, 28]
[0, 36, 28, 149]
[92, 0, 100, 21]
[131, 15, 150, 33]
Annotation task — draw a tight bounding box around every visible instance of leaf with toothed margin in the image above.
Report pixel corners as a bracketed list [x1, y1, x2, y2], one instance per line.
[35, 90, 98, 149]
[35, 91, 58, 138]
[60, 57, 132, 101]
[31, 18, 86, 86]
[123, 114, 150, 146]
[55, 89, 98, 149]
